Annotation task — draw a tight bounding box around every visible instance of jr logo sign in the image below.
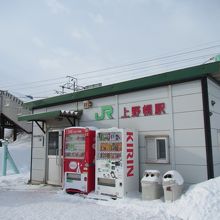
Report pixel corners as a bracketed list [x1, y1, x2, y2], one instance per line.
[95, 105, 113, 121]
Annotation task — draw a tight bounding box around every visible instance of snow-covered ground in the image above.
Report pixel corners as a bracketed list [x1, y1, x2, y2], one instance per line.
[1, 134, 220, 220]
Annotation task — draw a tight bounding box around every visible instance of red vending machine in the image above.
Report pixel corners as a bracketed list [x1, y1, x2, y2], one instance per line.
[63, 127, 96, 194]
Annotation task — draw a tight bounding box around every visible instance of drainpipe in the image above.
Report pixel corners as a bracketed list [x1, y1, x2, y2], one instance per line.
[201, 77, 214, 179]
[29, 117, 34, 183]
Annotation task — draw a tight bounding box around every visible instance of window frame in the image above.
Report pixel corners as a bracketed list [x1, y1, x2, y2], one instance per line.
[48, 131, 59, 156]
[145, 135, 169, 164]
[17, 106, 23, 115]
[4, 98, 10, 107]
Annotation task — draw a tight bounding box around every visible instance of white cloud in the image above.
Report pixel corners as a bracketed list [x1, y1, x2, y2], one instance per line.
[39, 58, 62, 71]
[71, 29, 92, 40]
[71, 30, 83, 40]
[89, 13, 104, 24]
[52, 47, 73, 57]
[32, 37, 45, 48]
[45, 0, 69, 14]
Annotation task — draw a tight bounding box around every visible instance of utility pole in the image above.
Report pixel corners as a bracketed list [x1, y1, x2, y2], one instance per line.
[63, 76, 78, 92]
[55, 76, 78, 95]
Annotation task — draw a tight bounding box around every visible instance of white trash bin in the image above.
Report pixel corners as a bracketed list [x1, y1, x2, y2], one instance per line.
[141, 170, 163, 200]
[162, 170, 184, 202]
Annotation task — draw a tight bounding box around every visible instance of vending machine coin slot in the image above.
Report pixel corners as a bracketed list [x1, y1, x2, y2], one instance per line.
[98, 178, 116, 187]
[67, 173, 81, 181]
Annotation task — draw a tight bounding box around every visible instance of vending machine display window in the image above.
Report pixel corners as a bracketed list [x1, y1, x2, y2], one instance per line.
[64, 134, 85, 159]
[96, 132, 122, 160]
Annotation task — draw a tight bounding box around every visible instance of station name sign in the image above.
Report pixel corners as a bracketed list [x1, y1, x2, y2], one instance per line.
[121, 102, 165, 118]
[95, 103, 166, 121]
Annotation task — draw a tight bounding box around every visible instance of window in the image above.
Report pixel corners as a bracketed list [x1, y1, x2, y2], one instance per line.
[4, 98, 10, 107]
[17, 107, 23, 115]
[217, 130, 220, 148]
[145, 136, 169, 163]
[48, 131, 59, 155]
[157, 139, 166, 159]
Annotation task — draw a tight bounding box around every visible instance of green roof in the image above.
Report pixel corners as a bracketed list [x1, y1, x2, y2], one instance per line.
[24, 62, 220, 110]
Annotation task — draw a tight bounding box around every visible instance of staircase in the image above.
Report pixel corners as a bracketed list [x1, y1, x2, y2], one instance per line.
[0, 90, 32, 140]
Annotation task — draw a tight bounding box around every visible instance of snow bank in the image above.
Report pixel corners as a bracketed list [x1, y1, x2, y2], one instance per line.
[1, 174, 220, 220]
[1, 133, 220, 220]
[0, 133, 31, 175]
[167, 177, 220, 219]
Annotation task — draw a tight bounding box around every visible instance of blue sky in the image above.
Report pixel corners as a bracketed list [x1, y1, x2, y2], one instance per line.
[0, 0, 220, 98]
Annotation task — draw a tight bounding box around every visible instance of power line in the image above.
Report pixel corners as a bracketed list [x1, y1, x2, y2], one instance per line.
[78, 52, 220, 81]
[25, 52, 219, 98]
[2, 43, 220, 90]
[11, 52, 220, 98]
[2, 80, 67, 90]
[3, 42, 220, 98]
[0, 76, 65, 88]
[74, 44, 220, 77]
[12, 50, 219, 92]
[55, 76, 80, 94]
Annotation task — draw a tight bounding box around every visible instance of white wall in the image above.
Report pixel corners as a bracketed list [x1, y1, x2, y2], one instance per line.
[31, 80, 209, 186]
[118, 81, 207, 185]
[208, 79, 220, 177]
[31, 120, 46, 183]
[172, 80, 207, 184]
[118, 87, 172, 180]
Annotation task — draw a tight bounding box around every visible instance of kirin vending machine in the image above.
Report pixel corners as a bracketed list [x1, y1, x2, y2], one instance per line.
[63, 127, 96, 194]
[95, 128, 139, 198]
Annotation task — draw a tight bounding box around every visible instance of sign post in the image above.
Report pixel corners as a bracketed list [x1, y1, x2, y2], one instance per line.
[1, 139, 19, 176]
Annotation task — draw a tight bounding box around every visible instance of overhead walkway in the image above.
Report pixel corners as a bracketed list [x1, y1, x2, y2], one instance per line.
[0, 90, 32, 140]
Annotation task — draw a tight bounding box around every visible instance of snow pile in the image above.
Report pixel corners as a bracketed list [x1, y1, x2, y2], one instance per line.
[167, 177, 220, 219]
[163, 170, 184, 185]
[141, 170, 162, 183]
[1, 133, 220, 220]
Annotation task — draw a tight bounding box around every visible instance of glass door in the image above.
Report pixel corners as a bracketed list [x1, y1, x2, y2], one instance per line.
[47, 130, 63, 185]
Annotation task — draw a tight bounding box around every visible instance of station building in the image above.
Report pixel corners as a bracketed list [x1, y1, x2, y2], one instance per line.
[19, 61, 220, 188]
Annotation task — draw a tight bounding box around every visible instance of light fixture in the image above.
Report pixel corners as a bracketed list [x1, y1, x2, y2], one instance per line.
[83, 100, 93, 109]
[211, 100, 216, 106]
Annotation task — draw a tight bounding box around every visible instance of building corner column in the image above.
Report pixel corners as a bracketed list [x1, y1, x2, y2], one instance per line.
[201, 77, 214, 179]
